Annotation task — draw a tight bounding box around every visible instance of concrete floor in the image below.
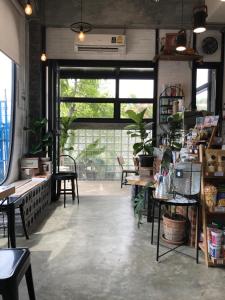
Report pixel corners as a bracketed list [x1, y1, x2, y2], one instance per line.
[1, 181, 225, 300]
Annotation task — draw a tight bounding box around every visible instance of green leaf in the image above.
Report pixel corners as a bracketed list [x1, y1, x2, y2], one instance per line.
[124, 124, 140, 130]
[143, 144, 154, 155]
[126, 110, 141, 124]
[144, 122, 154, 130]
[131, 133, 140, 138]
[133, 143, 143, 155]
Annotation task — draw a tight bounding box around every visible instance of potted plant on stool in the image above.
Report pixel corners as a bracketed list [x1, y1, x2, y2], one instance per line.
[125, 108, 154, 167]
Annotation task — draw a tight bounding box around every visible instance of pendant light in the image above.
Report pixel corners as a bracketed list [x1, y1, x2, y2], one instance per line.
[70, 0, 92, 42]
[193, 4, 207, 33]
[24, 0, 32, 16]
[176, 0, 186, 52]
[41, 26, 47, 62]
[40, 1, 47, 62]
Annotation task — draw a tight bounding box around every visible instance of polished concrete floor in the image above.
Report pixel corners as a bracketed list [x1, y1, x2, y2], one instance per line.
[1, 181, 225, 300]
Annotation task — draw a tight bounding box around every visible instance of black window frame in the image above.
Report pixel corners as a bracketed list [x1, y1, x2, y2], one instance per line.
[58, 60, 156, 125]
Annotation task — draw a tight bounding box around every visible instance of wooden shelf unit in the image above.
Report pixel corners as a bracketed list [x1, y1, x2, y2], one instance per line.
[153, 53, 203, 62]
[199, 145, 225, 267]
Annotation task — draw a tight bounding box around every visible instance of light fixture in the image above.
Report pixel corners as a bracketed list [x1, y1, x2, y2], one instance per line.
[176, 30, 187, 52]
[70, 0, 92, 42]
[176, 0, 186, 52]
[193, 5, 207, 33]
[24, 0, 32, 16]
[41, 26, 47, 62]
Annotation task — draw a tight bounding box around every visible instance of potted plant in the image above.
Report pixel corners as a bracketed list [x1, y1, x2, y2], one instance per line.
[125, 108, 154, 167]
[24, 118, 53, 157]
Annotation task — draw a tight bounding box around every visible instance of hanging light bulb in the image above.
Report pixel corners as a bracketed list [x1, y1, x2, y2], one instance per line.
[25, 0, 32, 16]
[41, 53, 47, 62]
[176, 30, 187, 52]
[40, 26, 47, 62]
[176, 0, 186, 52]
[193, 5, 207, 33]
[70, 0, 92, 41]
[78, 26, 85, 42]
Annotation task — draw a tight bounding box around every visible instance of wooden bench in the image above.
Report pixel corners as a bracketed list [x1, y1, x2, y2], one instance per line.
[0, 177, 51, 237]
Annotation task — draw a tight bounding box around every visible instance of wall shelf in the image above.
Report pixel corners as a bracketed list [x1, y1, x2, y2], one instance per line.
[153, 53, 203, 63]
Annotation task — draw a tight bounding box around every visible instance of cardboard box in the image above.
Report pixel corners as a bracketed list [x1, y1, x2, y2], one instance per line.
[20, 168, 39, 179]
[21, 157, 40, 169]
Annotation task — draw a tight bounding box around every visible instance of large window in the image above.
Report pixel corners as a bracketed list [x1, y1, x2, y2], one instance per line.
[57, 62, 155, 180]
[59, 63, 155, 122]
[0, 51, 14, 182]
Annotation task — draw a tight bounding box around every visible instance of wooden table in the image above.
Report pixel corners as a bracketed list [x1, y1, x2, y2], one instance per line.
[126, 175, 155, 222]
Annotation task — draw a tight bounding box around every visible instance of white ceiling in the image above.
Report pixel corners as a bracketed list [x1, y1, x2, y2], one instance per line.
[206, 0, 225, 24]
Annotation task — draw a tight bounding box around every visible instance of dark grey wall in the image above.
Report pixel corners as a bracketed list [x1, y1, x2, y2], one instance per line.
[28, 20, 42, 148]
[29, 20, 42, 120]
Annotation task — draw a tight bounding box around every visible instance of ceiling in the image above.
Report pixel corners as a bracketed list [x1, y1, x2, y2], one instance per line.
[19, 0, 225, 30]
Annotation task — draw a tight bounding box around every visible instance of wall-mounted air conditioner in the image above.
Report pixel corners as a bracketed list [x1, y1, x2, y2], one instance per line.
[74, 34, 126, 54]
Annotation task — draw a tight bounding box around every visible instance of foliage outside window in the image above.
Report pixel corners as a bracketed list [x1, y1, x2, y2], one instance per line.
[0, 51, 14, 183]
[58, 65, 155, 180]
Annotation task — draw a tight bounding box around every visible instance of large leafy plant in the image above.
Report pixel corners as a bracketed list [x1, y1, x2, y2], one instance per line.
[125, 108, 154, 156]
[24, 118, 52, 155]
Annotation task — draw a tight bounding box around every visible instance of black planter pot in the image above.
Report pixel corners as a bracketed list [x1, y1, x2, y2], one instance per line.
[138, 155, 154, 167]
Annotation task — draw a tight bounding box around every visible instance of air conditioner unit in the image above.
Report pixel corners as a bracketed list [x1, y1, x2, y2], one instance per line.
[74, 34, 126, 54]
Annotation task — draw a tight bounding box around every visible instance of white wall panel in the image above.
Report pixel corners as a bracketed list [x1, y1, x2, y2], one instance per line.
[0, 0, 25, 64]
[46, 28, 155, 60]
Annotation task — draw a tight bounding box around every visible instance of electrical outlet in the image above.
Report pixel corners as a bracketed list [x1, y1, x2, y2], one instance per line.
[175, 169, 183, 178]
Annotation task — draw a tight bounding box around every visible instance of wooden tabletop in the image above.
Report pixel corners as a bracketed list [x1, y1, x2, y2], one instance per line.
[126, 175, 155, 187]
[0, 185, 16, 200]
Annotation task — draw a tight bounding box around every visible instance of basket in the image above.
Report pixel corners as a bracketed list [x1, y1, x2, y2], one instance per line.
[204, 185, 217, 208]
[162, 213, 186, 243]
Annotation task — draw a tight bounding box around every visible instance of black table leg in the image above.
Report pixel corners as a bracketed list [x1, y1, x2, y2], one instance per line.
[63, 180, 66, 208]
[7, 204, 16, 248]
[19, 204, 29, 240]
[151, 199, 155, 245]
[147, 188, 153, 223]
[156, 203, 161, 262]
[196, 204, 199, 264]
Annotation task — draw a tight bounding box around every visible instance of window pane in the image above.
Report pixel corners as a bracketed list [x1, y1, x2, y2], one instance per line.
[60, 129, 140, 180]
[119, 79, 154, 98]
[60, 102, 114, 118]
[60, 79, 116, 98]
[196, 90, 208, 111]
[0, 51, 13, 182]
[120, 103, 153, 119]
[196, 69, 208, 88]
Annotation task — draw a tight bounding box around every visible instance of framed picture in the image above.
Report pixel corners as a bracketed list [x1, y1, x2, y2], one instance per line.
[164, 33, 177, 54]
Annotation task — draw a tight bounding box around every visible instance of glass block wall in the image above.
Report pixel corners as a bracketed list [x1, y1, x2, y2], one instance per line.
[62, 129, 140, 180]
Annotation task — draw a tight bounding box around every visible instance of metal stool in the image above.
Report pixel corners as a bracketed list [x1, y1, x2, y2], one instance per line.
[0, 248, 36, 300]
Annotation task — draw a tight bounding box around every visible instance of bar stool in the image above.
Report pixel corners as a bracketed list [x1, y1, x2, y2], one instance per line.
[55, 155, 79, 207]
[0, 248, 36, 300]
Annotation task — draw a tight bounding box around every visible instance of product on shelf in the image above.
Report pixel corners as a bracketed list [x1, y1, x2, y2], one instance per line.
[207, 225, 225, 260]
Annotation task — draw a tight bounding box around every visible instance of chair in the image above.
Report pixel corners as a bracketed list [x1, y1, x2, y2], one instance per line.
[0, 248, 36, 300]
[55, 155, 79, 207]
[151, 162, 202, 263]
[117, 156, 138, 188]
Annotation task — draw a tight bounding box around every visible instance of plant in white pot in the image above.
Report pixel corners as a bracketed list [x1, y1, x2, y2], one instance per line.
[125, 108, 154, 167]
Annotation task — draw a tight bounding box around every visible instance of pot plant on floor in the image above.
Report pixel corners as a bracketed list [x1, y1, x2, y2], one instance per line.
[125, 108, 154, 168]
